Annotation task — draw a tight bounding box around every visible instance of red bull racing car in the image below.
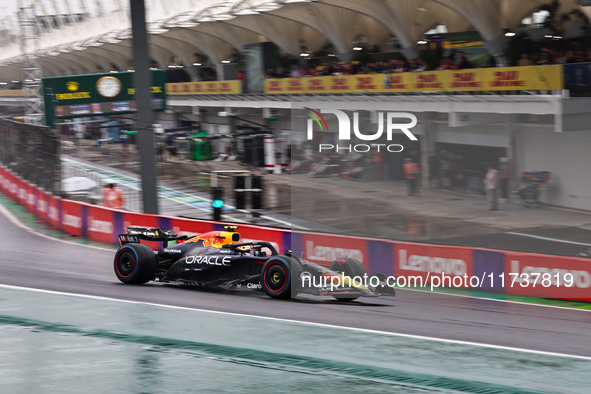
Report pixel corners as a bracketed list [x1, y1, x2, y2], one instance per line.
[114, 226, 395, 300]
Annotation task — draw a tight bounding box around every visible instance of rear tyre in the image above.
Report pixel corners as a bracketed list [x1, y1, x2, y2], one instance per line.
[114, 243, 157, 284]
[261, 256, 299, 299]
[329, 256, 367, 301]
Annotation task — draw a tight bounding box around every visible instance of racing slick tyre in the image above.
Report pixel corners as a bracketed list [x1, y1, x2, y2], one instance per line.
[329, 257, 367, 301]
[261, 256, 301, 299]
[114, 243, 157, 284]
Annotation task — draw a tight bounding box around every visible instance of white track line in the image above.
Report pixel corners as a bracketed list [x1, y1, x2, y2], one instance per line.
[0, 283, 590, 361]
[507, 232, 591, 247]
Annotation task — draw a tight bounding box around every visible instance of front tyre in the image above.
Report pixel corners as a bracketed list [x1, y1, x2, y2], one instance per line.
[261, 256, 295, 299]
[329, 256, 367, 301]
[114, 243, 157, 284]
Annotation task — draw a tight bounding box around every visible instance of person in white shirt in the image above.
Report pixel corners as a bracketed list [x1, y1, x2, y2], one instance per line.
[483, 165, 499, 211]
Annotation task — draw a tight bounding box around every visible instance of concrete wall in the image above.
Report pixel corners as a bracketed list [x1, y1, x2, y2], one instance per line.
[433, 122, 508, 148]
[516, 124, 591, 210]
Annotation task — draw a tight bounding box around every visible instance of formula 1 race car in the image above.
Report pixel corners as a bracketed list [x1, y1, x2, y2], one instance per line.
[113, 226, 395, 300]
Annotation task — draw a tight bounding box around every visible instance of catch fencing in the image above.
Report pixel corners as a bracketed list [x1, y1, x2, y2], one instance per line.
[0, 118, 60, 194]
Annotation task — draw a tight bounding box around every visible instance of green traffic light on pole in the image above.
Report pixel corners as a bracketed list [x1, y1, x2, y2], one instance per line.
[212, 200, 224, 208]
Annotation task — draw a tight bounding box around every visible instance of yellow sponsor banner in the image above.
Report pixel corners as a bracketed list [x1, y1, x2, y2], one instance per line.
[444, 70, 484, 91]
[263, 65, 564, 94]
[348, 74, 381, 92]
[265, 75, 380, 94]
[306, 76, 331, 93]
[409, 71, 446, 92]
[264, 78, 307, 94]
[324, 75, 354, 93]
[377, 73, 413, 93]
[283, 77, 307, 94]
[166, 80, 241, 95]
[0, 89, 24, 97]
[443, 41, 484, 49]
[265, 76, 351, 94]
[442, 66, 563, 91]
[264, 78, 285, 94]
[482, 65, 563, 91]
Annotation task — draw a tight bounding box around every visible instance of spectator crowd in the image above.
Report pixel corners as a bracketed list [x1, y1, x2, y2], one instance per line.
[262, 43, 591, 80]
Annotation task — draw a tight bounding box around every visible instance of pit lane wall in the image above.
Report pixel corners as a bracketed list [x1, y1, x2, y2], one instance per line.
[1, 164, 589, 302]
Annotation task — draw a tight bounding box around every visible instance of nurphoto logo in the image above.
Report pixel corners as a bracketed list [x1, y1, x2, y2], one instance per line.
[305, 108, 418, 153]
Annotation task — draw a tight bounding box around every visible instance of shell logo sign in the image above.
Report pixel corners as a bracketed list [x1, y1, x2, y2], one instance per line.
[66, 81, 80, 91]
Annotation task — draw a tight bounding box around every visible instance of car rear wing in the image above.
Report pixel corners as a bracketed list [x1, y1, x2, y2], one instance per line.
[119, 227, 190, 248]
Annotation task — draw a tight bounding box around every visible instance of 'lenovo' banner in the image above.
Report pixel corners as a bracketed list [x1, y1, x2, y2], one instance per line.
[87, 205, 116, 244]
[292, 232, 369, 271]
[61, 199, 84, 237]
[504, 252, 591, 301]
[395, 242, 474, 286]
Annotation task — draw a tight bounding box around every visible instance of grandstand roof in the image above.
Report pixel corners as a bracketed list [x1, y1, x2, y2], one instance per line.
[0, 0, 585, 81]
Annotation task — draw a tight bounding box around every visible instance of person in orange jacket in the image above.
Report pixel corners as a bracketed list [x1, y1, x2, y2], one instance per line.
[403, 158, 420, 197]
[102, 181, 124, 209]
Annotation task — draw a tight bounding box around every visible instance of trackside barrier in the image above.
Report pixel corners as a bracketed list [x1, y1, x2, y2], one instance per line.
[290, 233, 591, 302]
[1, 163, 590, 302]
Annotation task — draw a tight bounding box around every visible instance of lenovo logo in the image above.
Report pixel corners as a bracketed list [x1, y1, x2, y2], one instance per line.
[399, 249, 467, 275]
[510, 260, 591, 288]
[305, 241, 363, 263]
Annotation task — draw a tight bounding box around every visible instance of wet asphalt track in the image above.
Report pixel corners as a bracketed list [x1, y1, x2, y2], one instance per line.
[1, 208, 591, 358]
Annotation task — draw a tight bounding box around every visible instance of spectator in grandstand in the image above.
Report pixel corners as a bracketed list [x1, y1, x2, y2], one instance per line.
[305, 67, 317, 77]
[561, 50, 574, 63]
[574, 51, 587, 62]
[238, 70, 247, 92]
[517, 53, 534, 66]
[392, 59, 409, 73]
[554, 49, 567, 63]
[455, 52, 468, 69]
[357, 63, 372, 74]
[436, 57, 456, 71]
[344, 63, 354, 75]
[332, 62, 348, 75]
[537, 46, 553, 65]
[410, 58, 428, 72]
[289, 65, 302, 78]
[102, 181, 124, 209]
[403, 158, 420, 197]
